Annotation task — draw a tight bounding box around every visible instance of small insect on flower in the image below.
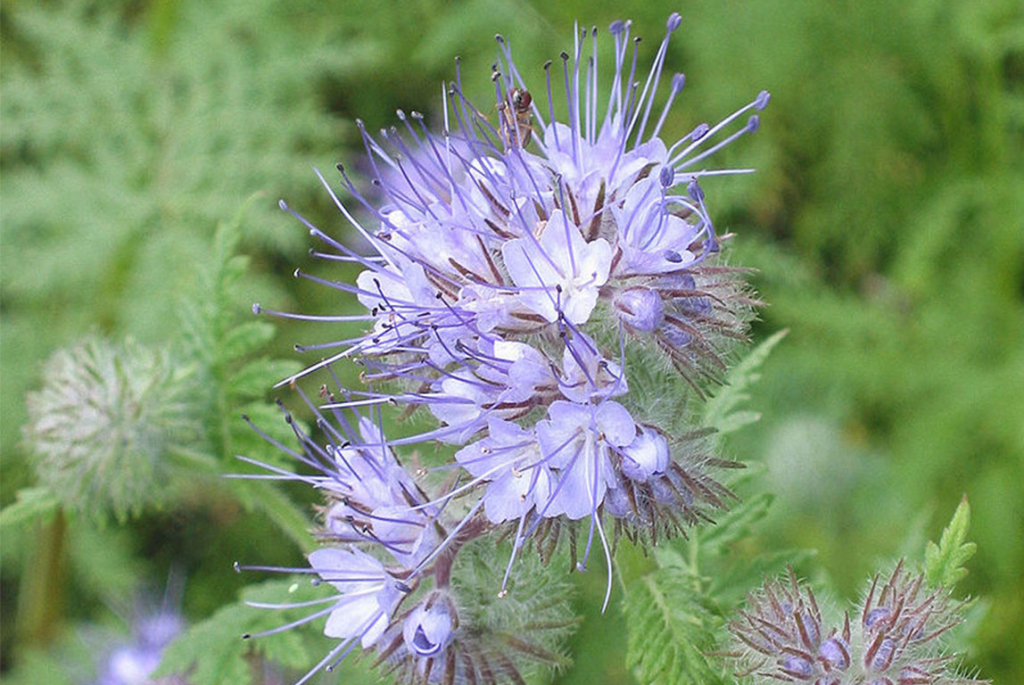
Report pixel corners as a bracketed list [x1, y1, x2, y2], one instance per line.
[499, 86, 534, 149]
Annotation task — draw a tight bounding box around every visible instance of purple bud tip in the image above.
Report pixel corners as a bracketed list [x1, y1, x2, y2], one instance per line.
[781, 655, 813, 679]
[746, 114, 760, 133]
[755, 89, 771, 110]
[818, 638, 850, 670]
[691, 122, 709, 140]
[609, 20, 625, 35]
[278, 199, 288, 211]
[864, 607, 890, 629]
[252, 303, 261, 315]
[659, 165, 675, 187]
[664, 249, 683, 263]
[667, 13, 682, 31]
[671, 72, 686, 93]
[687, 181, 704, 202]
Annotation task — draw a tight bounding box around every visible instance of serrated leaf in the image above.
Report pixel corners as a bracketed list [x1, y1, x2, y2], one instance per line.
[227, 358, 303, 400]
[704, 329, 788, 435]
[220, 321, 277, 363]
[924, 495, 977, 589]
[155, 579, 323, 685]
[698, 492, 774, 551]
[0, 487, 60, 530]
[623, 567, 729, 685]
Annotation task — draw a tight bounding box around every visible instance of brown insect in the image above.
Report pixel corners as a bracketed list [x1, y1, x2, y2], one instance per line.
[499, 87, 534, 149]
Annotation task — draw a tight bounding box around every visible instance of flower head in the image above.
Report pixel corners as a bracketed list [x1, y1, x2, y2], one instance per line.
[24, 337, 198, 520]
[729, 563, 985, 685]
[247, 13, 769, 683]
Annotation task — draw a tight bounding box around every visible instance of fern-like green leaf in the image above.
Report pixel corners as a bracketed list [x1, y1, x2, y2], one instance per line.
[0, 487, 60, 531]
[623, 567, 729, 685]
[220, 321, 278, 363]
[178, 203, 315, 550]
[227, 358, 304, 400]
[924, 495, 978, 589]
[698, 492, 774, 551]
[155, 579, 322, 685]
[704, 329, 788, 435]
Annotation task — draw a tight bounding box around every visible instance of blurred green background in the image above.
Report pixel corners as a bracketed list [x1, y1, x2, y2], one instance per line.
[2, 0, 1021, 682]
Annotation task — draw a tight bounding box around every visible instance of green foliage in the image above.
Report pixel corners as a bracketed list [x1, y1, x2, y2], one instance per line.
[704, 329, 788, 435]
[620, 489, 812, 685]
[620, 337, 808, 685]
[925, 496, 978, 590]
[155, 578, 322, 684]
[623, 567, 727, 685]
[0, 487, 60, 531]
[180, 200, 313, 550]
[0, 0, 338, 465]
[453, 539, 577, 680]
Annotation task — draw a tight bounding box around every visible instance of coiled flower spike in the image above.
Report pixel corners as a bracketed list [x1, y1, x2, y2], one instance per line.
[729, 563, 986, 685]
[244, 14, 767, 684]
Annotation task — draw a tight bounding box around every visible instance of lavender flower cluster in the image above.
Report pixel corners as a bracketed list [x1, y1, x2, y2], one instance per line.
[243, 15, 768, 684]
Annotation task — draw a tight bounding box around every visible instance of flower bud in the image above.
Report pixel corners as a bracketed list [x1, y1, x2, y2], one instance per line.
[613, 287, 664, 332]
[403, 599, 455, 658]
[24, 337, 197, 520]
[620, 427, 670, 482]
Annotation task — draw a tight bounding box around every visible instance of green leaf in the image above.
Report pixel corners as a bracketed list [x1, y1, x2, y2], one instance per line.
[704, 329, 788, 435]
[623, 567, 729, 685]
[924, 495, 977, 589]
[231, 401, 307, 455]
[230, 481, 314, 551]
[227, 358, 303, 400]
[0, 487, 60, 530]
[156, 578, 323, 685]
[697, 492, 774, 551]
[220, 321, 277, 363]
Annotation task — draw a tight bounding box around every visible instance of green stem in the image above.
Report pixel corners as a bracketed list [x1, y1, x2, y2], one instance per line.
[15, 509, 67, 647]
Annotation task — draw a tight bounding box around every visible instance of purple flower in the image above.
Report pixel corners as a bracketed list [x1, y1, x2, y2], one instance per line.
[455, 417, 554, 524]
[536, 400, 635, 520]
[91, 589, 186, 685]
[247, 13, 771, 682]
[309, 547, 402, 648]
[501, 209, 613, 325]
[619, 426, 671, 482]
